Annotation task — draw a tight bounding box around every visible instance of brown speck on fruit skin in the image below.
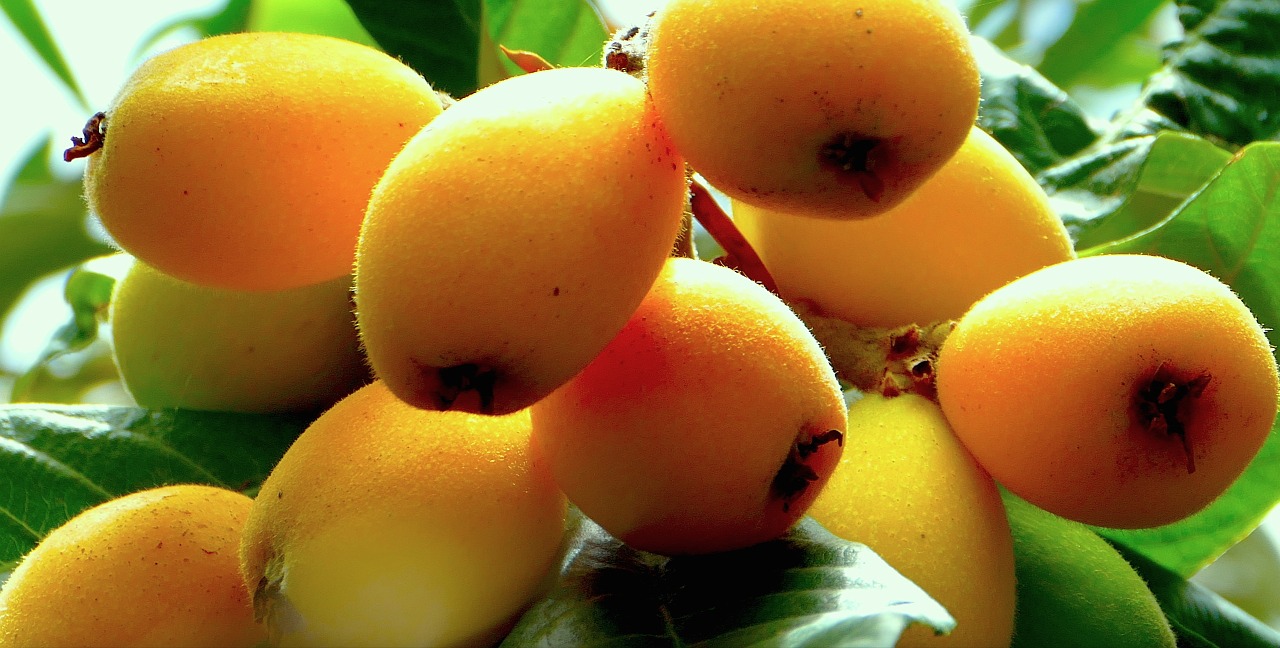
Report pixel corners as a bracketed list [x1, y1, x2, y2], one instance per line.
[773, 428, 845, 511]
[63, 112, 106, 162]
[436, 362, 498, 413]
[1135, 362, 1211, 474]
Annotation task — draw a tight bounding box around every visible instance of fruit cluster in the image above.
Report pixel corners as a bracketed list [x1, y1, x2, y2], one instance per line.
[3, 0, 1277, 646]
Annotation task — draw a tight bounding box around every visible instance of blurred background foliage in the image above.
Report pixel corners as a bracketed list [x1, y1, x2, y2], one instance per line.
[1, 0, 1279, 633]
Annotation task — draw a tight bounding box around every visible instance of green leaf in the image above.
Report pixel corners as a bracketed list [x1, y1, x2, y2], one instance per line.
[0, 404, 309, 572]
[346, 0, 607, 98]
[346, 0, 484, 97]
[487, 0, 607, 73]
[135, 0, 254, 53]
[0, 138, 114, 324]
[9, 267, 115, 403]
[1036, 0, 1167, 89]
[133, 0, 253, 55]
[246, 0, 377, 47]
[972, 37, 1100, 175]
[0, 0, 89, 109]
[1088, 142, 1280, 576]
[1043, 131, 1233, 249]
[1112, 540, 1280, 648]
[1115, 0, 1280, 147]
[502, 513, 955, 647]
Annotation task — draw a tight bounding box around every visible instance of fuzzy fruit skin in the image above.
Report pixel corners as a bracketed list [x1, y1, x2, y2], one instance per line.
[110, 260, 367, 413]
[355, 66, 686, 415]
[85, 32, 443, 291]
[937, 254, 1280, 528]
[734, 127, 1075, 327]
[530, 258, 846, 555]
[239, 381, 567, 647]
[0, 485, 264, 647]
[1003, 493, 1176, 648]
[808, 393, 1015, 648]
[646, 0, 978, 219]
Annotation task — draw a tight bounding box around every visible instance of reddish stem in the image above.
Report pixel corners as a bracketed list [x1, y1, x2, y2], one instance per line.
[689, 180, 780, 295]
[499, 45, 554, 74]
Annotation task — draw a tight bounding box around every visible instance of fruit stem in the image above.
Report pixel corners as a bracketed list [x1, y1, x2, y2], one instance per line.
[689, 178, 779, 295]
[602, 16, 652, 76]
[64, 112, 106, 162]
[790, 300, 953, 400]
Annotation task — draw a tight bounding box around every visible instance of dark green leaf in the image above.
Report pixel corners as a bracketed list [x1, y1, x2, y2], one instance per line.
[502, 513, 954, 647]
[1089, 143, 1280, 576]
[486, 0, 607, 74]
[346, 0, 484, 97]
[1041, 131, 1232, 249]
[1036, 0, 1167, 89]
[973, 37, 1100, 175]
[1113, 540, 1280, 648]
[0, 138, 114, 324]
[1116, 0, 1280, 147]
[346, 0, 607, 98]
[9, 267, 115, 403]
[0, 404, 309, 571]
[0, 0, 89, 109]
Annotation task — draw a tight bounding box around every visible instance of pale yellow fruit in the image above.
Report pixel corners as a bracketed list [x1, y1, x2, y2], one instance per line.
[240, 380, 567, 647]
[734, 127, 1075, 328]
[0, 485, 264, 647]
[531, 258, 846, 555]
[808, 393, 1015, 648]
[647, 0, 979, 218]
[110, 260, 367, 413]
[355, 66, 686, 415]
[937, 254, 1279, 528]
[84, 32, 443, 291]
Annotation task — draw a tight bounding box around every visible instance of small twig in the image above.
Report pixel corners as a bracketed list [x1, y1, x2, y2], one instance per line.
[689, 179, 779, 295]
[499, 45, 554, 74]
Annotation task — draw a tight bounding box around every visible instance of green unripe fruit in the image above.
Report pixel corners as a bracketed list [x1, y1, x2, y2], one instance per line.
[1004, 493, 1176, 648]
[110, 260, 367, 413]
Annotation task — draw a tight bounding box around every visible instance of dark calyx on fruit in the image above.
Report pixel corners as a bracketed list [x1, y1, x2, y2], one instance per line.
[435, 363, 498, 413]
[773, 429, 844, 511]
[1135, 362, 1211, 474]
[820, 132, 885, 201]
